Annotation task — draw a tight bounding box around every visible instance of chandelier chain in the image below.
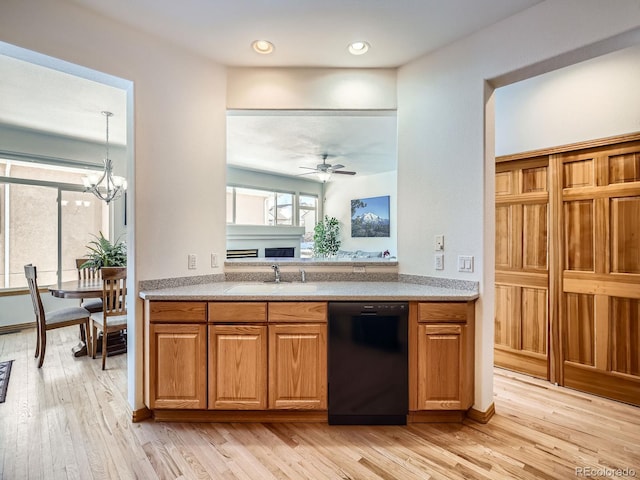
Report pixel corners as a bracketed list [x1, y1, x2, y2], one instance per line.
[83, 111, 126, 205]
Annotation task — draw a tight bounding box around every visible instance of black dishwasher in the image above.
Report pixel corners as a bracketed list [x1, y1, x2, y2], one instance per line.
[328, 302, 408, 425]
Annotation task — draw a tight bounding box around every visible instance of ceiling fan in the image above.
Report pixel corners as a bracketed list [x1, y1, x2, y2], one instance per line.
[299, 154, 356, 182]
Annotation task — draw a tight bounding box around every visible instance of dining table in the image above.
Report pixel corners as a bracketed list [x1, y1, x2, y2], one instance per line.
[49, 277, 104, 300]
[48, 278, 127, 358]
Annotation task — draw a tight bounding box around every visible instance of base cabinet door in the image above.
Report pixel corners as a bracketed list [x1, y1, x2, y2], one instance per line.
[208, 325, 267, 409]
[414, 302, 474, 412]
[417, 323, 467, 410]
[268, 323, 327, 410]
[148, 323, 207, 409]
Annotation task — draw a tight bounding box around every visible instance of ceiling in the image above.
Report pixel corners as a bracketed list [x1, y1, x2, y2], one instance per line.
[0, 54, 127, 145]
[1, 0, 542, 179]
[67, 0, 541, 68]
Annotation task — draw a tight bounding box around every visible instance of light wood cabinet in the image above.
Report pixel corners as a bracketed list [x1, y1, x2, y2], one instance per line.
[208, 324, 267, 410]
[412, 302, 474, 412]
[209, 302, 267, 322]
[145, 302, 208, 409]
[145, 299, 475, 420]
[268, 302, 327, 322]
[207, 301, 327, 411]
[268, 322, 327, 410]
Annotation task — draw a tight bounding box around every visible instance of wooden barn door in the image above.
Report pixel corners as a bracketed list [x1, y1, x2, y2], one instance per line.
[494, 157, 550, 379]
[556, 141, 640, 406]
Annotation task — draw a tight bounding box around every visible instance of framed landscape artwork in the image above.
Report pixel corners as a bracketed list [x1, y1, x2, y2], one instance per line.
[351, 195, 390, 237]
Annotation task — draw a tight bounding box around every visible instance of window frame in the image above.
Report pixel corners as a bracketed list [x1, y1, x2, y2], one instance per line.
[227, 184, 306, 227]
[0, 157, 106, 290]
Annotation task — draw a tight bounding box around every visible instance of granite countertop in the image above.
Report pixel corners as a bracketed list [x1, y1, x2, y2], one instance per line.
[139, 281, 478, 302]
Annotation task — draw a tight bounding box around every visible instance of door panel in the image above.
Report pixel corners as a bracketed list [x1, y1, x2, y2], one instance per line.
[610, 196, 640, 273]
[564, 200, 594, 271]
[521, 288, 547, 355]
[609, 153, 640, 184]
[610, 297, 640, 376]
[208, 324, 267, 410]
[495, 205, 512, 269]
[495, 158, 549, 379]
[563, 293, 594, 366]
[523, 204, 548, 269]
[559, 142, 640, 406]
[494, 285, 519, 350]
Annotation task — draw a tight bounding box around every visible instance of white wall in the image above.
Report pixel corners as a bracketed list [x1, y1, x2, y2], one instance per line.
[324, 171, 397, 255]
[496, 44, 640, 156]
[398, 0, 640, 412]
[0, 124, 127, 167]
[227, 68, 397, 110]
[227, 165, 322, 197]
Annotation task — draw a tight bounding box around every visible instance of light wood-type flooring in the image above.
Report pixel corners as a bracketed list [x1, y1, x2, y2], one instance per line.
[1, 327, 638, 479]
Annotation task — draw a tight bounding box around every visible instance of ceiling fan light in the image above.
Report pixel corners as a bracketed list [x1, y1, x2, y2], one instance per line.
[317, 171, 332, 183]
[348, 41, 370, 55]
[252, 40, 274, 54]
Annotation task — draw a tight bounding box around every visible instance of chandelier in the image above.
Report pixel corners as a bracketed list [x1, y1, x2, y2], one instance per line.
[83, 111, 127, 204]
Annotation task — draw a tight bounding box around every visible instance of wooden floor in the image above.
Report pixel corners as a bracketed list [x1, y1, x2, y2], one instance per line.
[1, 327, 638, 480]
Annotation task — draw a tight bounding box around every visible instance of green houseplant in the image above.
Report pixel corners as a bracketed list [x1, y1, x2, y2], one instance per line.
[313, 215, 341, 258]
[81, 231, 127, 269]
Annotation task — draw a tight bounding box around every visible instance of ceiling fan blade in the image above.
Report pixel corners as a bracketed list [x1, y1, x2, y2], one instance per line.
[333, 170, 356, 175]
[330, 164, 345, 170]
[299, 166, 318, 171]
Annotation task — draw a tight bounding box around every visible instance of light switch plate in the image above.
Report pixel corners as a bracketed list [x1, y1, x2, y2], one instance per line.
[434, 253, 444, 270]
[188, 254, 197, 269]
[457, 255, 473, 272]
[435, 234, 444, 251]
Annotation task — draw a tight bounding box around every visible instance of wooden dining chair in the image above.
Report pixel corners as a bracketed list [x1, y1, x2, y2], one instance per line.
[90, 266, 127, 370]
[75, 258, 103, 313]
[24, 264, 92, 368]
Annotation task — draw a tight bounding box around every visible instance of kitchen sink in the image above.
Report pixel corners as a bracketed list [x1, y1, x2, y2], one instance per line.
[224, 283, 318, 294]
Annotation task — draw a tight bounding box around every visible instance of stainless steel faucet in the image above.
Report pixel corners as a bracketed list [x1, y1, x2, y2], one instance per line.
[271, 264, 281, 283]
[299, 268, 306, 283]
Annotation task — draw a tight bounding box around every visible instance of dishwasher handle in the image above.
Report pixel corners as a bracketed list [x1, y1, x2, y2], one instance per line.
[328, 302, 408, 316]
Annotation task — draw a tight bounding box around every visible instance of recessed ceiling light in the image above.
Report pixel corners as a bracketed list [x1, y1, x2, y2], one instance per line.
[252, 40, 274, 55]
[348, 41, 370, 56]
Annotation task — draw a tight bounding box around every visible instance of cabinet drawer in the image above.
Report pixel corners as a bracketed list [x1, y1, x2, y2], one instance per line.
[209, 302, 267, 322]
[149, 301, 207, 323]
[268, 302, 327, 323]
[418, 302, 467, 323]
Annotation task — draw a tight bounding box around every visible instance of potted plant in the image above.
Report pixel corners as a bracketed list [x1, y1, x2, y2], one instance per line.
[313, 215, 341, 258]
[80, 231, 127, 270]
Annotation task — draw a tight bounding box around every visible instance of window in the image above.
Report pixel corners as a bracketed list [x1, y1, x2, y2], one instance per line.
[271, 192, 293, 225]
[299, 195, 317, 258]
[226, 186, 318, 257]
[227, 186, 298, 226]
[0, 158, 108, 289]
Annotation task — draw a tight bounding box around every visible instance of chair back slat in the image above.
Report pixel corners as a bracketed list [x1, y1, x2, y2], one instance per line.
[101, 267, 127, 318]
[76, 258, 100, 280]
[24, 264, 46, 333]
